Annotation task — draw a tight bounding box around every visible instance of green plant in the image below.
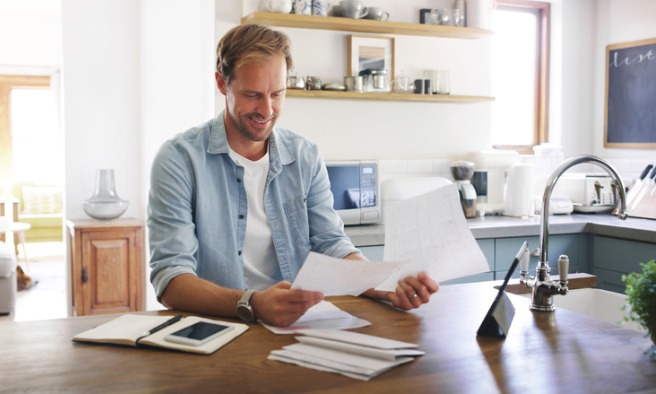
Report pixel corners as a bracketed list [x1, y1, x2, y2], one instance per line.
[622, 260, 656, 361]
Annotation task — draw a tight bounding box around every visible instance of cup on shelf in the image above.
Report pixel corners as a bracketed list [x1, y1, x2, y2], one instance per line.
[294, 0, 311, 15]
[311, 0, 329, 16]
[439, 70, 450, 94]
[339, 0, 368, 19]
[266, 0, 292, 13]
[393, 75, 412, 93]
[363, 7, 389, 21]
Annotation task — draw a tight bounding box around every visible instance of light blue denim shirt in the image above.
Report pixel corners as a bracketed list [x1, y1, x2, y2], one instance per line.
[147, 112, 360, 297]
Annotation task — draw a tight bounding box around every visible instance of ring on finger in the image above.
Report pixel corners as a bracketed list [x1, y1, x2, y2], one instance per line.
[409, 293, 418, 299]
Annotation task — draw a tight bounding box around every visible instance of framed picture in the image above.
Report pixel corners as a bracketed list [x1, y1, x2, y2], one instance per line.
[347, 35, 395, 79]
[604, 37, 656, 148]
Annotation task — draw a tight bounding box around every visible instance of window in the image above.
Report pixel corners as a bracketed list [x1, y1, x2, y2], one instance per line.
[491, 0, 550, 151]
[0, 75, 62, 191]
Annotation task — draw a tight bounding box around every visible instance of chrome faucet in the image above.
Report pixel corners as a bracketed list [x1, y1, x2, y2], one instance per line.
[520, 155, 628, 311]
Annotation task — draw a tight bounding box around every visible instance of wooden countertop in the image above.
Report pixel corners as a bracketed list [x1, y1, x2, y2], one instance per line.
[1, 281, 654, 392]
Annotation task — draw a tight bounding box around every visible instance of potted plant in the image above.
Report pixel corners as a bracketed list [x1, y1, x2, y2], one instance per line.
[622, 260, 656, 361]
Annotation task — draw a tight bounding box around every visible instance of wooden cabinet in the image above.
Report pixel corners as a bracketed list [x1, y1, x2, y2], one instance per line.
[241, 12, 494, 104]
[67, 218, 144, 316]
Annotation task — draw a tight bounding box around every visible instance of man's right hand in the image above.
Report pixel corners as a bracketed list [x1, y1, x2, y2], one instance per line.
[250, 281, 324, 327]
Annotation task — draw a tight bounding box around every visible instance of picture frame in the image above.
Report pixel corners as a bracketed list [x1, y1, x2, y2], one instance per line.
[347, 34, 395, 79]
[604, 37, 656, 149]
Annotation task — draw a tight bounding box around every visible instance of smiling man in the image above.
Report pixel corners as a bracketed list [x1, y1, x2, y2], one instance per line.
[147, 24, 438, 327]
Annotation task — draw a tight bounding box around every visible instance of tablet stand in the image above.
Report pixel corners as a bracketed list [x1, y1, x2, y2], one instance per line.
[476, 241, 528, 339]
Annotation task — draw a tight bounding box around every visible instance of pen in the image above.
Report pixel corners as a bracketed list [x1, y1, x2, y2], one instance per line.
[136, 314, 183, 343]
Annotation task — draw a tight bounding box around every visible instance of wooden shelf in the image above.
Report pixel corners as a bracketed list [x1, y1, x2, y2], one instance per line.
[286, 89, 494, 103]
[241, 12, 493, 39]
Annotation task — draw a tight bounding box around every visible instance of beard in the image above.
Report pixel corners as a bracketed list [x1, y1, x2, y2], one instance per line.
[228, 110, 277, 142]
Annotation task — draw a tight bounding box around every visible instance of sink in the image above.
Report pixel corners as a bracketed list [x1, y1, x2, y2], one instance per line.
[518, 288, 645, 333]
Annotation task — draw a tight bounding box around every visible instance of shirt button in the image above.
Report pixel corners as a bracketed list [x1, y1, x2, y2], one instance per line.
[239, 214, 244, 219]
[236, 178, 241, 183]
[238, 250, 242, 256]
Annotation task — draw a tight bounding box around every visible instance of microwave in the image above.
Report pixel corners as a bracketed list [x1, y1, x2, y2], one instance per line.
[325, 160, 381, 226]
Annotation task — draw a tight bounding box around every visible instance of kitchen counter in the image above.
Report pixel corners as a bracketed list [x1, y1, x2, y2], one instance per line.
[345, 213, 656, 247]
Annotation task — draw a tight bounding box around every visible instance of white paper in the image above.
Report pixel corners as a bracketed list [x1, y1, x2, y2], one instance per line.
[294, 328, 418, 349]
[377, 184, 490, 290]
[291, 252, 407, 296]
[259, 301, 371, 334]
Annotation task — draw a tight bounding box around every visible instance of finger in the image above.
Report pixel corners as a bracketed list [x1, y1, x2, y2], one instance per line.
[397, 278, 418, 299]
[395, 286, 415, 310]
[417, 272, 440, 293]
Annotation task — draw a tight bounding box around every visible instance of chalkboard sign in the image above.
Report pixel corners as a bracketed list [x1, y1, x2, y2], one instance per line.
[604, 37, 656, 148]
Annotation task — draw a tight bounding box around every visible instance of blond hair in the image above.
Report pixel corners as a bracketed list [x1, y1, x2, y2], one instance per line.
[216, 24, 293, 84]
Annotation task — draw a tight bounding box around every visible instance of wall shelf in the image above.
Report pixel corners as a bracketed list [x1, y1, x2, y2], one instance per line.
[286, 89, 493, 103]
[241, 12, 493, 39]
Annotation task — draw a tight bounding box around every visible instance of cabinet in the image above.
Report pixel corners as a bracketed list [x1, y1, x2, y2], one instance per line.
[241, 12, 494, 104]
[591, 235, 656, 293]
[67, 219, 144, 316]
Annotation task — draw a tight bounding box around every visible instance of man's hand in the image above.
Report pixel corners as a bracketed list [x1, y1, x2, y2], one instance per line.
[250, 281, 324, 327]
[364, 272, 439, 310]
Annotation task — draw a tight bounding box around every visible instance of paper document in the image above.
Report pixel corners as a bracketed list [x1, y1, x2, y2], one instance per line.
[377, 184, 489, 290]
[291, 252, 406, 296]
[268, 328, 423, 381]
[260, 301, 371, 334]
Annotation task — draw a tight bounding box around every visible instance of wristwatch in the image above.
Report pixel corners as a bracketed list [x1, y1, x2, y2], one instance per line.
[237, 289, 257, 322]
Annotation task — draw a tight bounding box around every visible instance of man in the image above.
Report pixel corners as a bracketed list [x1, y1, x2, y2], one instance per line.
[147, 24, 438, 327]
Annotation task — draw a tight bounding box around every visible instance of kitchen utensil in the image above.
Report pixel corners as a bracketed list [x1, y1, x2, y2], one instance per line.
[311, 0, 328, 16]
[630, 166, 656, 211]
[450, 161, 477, 218]
[626, 164, 654, 207]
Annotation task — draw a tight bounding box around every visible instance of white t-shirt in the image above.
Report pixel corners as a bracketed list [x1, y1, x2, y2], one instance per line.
[229, 149, 281, 290]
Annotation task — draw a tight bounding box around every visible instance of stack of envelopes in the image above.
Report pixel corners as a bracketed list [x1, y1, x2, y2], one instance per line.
[268, 328, 424, 381]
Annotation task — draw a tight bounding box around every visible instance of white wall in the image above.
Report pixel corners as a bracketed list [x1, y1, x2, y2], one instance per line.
[61, 0, 142, 219]
[0, 0, 61, 71]
[61, 0, 216, 222]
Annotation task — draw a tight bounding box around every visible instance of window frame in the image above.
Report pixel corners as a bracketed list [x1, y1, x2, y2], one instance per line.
[492, 0, 551, 153]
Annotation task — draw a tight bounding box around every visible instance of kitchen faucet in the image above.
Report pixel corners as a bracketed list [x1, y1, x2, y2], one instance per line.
[520, 155, 628, 311]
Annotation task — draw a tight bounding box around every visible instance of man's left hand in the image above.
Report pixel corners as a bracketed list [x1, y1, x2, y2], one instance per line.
[364, 272, 439, 310]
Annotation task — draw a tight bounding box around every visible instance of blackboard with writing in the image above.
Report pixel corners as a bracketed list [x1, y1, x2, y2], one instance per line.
[604, 38, 656, 148]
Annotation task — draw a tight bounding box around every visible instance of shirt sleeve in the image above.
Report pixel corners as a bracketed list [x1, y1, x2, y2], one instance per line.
[147, 141, 199, 298]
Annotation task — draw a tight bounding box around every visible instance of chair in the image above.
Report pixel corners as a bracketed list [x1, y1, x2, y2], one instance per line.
[0, 241, 17, 315]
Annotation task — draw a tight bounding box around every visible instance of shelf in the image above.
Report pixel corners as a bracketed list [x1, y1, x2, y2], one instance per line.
[241, 12, 493, 39]
[286, 89, 494, 103]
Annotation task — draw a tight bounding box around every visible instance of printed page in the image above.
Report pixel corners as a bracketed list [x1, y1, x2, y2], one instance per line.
[377, 184, 489, 290]
[291, 252, 406, 296]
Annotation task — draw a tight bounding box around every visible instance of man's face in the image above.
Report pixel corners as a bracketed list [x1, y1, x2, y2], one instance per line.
[217, 54, 287, 145]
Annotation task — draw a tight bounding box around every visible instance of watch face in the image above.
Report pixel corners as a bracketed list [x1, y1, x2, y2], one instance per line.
[237, 305, 254, 321]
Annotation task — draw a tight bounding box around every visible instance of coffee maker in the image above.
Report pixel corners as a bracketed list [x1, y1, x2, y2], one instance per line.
[467, 150, 520, 216]
[450, 161, 477, 218]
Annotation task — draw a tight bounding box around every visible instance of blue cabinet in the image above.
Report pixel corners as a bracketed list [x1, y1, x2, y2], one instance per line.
[591, 235, 656, 293]
[494, 234, 589, 280]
